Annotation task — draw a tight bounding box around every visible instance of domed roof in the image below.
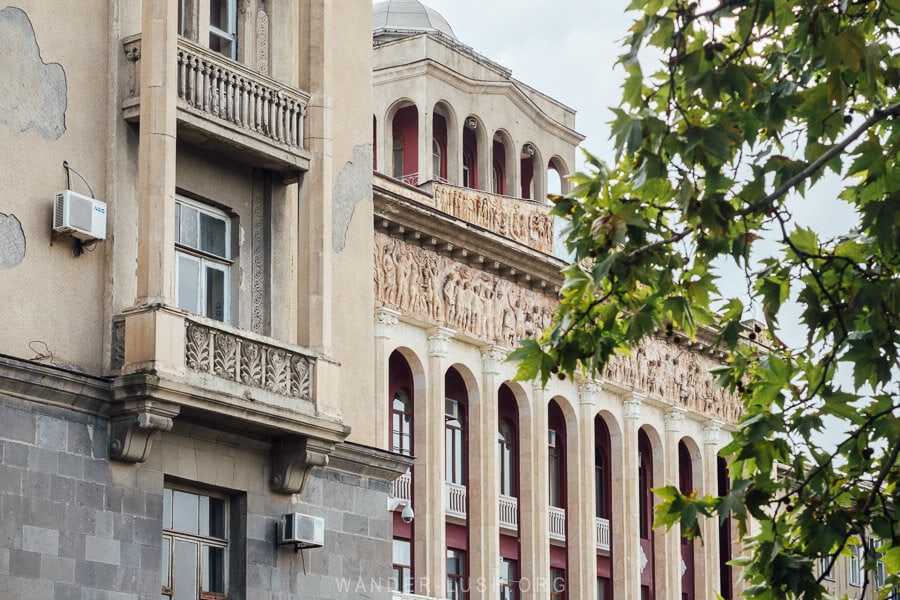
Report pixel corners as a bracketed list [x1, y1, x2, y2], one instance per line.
[373, 0, 457, 41]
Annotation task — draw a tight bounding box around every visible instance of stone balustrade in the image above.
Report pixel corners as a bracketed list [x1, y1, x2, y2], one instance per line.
[445, 481, 467, 519]
[549, 506, 566, 541]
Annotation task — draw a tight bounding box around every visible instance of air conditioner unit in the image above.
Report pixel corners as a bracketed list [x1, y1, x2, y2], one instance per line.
[53, 190, 107, 241]
[278, 513, 324, 548]
[445, 399, 459, 419]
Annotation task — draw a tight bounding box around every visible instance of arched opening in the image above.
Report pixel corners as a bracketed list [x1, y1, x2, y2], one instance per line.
[520, 143, 536, 199]
[498, 383, 520, 600]
[445, 367, 470, 598]
[391, 104, 419, 185]
[679, 440, 696, 600]
[549, 399, 568, 599]
[595, 415, 612, 598]
[547, 156, 568, 197]
[389, 350, 414, 593]
[638, 429, 655, 600]
[718, 457, 733, 599]
[433, 112, 448, 182]
[492, 134, 507, 195]
[462, 116, 479, 189]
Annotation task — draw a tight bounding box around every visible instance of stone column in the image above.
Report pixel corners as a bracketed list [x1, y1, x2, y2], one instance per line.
[700, 420, 724, 600]
[663, 406, 687, 597]
[135, 0, 178, 307]
[414, 326, 453, 598]
[571, 381, 600, 600]
[520, 381, 549, 600]
[374, 308, 400, 449]
[469, 346, 505, 599]
[615, 391, 644, 599]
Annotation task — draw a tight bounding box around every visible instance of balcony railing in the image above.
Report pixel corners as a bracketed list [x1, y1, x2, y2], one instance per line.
[499, 494, 518, 530]
[392, 469, 412, 502]
[393, 594, 440, 600]
[595, 517, 610, 551]
[445, 481, 467, 519]
[122, 35, 310, 174]
[398, 172, 419, 186]
[549, 506, 566, 541]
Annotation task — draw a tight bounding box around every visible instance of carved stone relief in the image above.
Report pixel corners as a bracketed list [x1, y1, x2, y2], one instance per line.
[433, 186, 553, 253]
[375, 232, 556, 347]
[255, 9, 269, 75]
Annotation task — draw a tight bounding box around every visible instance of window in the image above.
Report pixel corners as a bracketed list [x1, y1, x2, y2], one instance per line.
[209, 0, 237, 59]
[392, 390, 412, 456]
[392, 135, 404, 179]
[498, 420, 515, 497]
[549, 429, 561, 508]
[849, 544, 862, 587]
[162, 486, 228, 599]
[433, 139, 443, 181]
[392, 538, 413, 593]
[447, 549, 467, 599]
[595, 447, 606, 519]
[550, 568, 565, 600]
[500, 558, 518, 600]
[175, 197, 232, 323]
[597, 577, 609, 600]
[492, 161, 504, 195]
[445, 400, 466, 485]
[818, 556, 834, 581]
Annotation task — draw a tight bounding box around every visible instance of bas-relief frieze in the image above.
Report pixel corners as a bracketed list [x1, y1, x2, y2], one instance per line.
[374, 232, 556, 347]
[433, 186, 554, 254]
[376, 231, 741, 423]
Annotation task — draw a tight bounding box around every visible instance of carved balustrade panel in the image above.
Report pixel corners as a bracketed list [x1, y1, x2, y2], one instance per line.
[185, 319, 314, 401]
[433, 185, 554, 253]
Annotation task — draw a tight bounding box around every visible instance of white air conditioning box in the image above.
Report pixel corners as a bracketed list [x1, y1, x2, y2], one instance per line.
[278, 513, 324, 548]
[53, 190, 107, 241]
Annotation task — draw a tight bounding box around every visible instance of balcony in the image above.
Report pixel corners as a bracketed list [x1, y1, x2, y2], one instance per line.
[445, 481, 467, 519]
[392, 469, 412, 502]
[548, 506, 566, 541]
[595, 517, 610, 551]
[498, 494, 518, 530]
[122, 35, 311, 176]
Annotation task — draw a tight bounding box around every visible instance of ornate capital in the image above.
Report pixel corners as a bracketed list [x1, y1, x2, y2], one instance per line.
[578, 380, 601, 406]
[624, 391, 645, 420]
[427, 326, 454, 358]
[374, 307, 400, 339]
[481, 345, 507, 375]
[704, 419, 724, 445]
[108, 400, 180, 463]
[270, 436, 334, 495]
[664, 406, 687, 433]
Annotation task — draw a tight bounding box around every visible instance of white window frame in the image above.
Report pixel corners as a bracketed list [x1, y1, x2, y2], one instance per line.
[849, 545, 862, 587]
[209, 0, 237, 60]
[819, 556, 834, 581]
[175, 196, 232, 323]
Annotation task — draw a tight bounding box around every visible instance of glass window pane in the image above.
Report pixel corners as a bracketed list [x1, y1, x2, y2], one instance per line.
[202, 545, 225, 593]
[163, 488, 173, 529]
[172, 490, 199, 534]
[205, 265, 226, 322]
[161, 537, 170, 587]
[178, 204, 199, 249]
[393, 539, 410, 564]
[172, 539, 198, 600]
[199, 212, 227, 258]
[209, 0, 231, 30]
[199, 496, 225, 539]
[176, 254, 200, 315]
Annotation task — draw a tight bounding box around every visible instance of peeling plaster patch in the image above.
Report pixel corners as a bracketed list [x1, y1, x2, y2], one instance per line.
[0, 6, 67, 140]
[332, 144, 373, 253]
[0, 212, 26, 269]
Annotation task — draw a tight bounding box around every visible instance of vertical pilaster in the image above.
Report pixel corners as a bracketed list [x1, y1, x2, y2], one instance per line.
[572, 381, 600, 600]
[616, 391, 644, 599]
[374, 308, 400, 449]
[521, 381, 549, 600]
[135, 0, 178, 306]
[415, 326, 453, 598]
[470, 346, 504, 599]
[664, 407, 687, 597]
[700, 420, 724, 600]
[418, 100, 432, 184]
[270, 182, 299, 343]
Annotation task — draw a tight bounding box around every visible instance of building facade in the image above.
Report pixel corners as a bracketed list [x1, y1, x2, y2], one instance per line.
[0, 1, 407, 599]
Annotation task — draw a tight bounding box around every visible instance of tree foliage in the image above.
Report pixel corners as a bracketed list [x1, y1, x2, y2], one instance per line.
[512, 0, 899, 597]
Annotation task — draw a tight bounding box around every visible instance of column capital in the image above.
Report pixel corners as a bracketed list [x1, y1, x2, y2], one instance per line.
[481, 345, 507, 375]
[578, 379, 602, 406]
[704, 419, 725, 445]
[427, 326, 454, 358]
[664, 406, 687, 433]
[374, 307, 400, 339]
[623, 391, 646, 420]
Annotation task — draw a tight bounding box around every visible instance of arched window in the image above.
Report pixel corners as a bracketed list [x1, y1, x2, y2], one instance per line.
[392, 135, 404, 179]
[498, 420, 515, 497]
[445, 400, 466, 484]
[493, 161, 504, 195]
[549, 430, 562, 508]
[392, 390, 412, 456]
[433, 139, 443, 182]
[462, 150, 473, 188]
[595, 447, 605, 518]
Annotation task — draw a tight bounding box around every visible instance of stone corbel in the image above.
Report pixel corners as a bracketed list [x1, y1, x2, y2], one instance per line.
[108, 400, 180, 463]
[270, 436, 334, 495]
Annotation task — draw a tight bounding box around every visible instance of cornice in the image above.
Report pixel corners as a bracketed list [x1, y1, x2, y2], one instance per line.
[0, 354, 111, 416]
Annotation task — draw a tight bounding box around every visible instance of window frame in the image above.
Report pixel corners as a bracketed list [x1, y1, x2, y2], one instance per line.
[848, 544, 862, 587]
[208, 0, 237, 60]
[499, 557, 518, 600]
[175, 196, 233, 323]
[161, 484, 230, 600]
[392, 537, 414, 594]
[447, 548, 467, 600]
[391, 389, 413, 456]
[445, 400, 466, 485]
[498, 419, 516, 497]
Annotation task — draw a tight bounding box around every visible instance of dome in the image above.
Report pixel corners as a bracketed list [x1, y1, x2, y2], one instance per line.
[373, 0, 457, 41]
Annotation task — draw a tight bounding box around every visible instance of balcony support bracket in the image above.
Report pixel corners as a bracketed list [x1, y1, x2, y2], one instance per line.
[270, 435, 334, 495]
[108, 397, 180, 463]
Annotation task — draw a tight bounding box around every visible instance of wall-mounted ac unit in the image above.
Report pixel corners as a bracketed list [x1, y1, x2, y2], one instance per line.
[53, 190, 107, 241]
[278, 513, 324, 548]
